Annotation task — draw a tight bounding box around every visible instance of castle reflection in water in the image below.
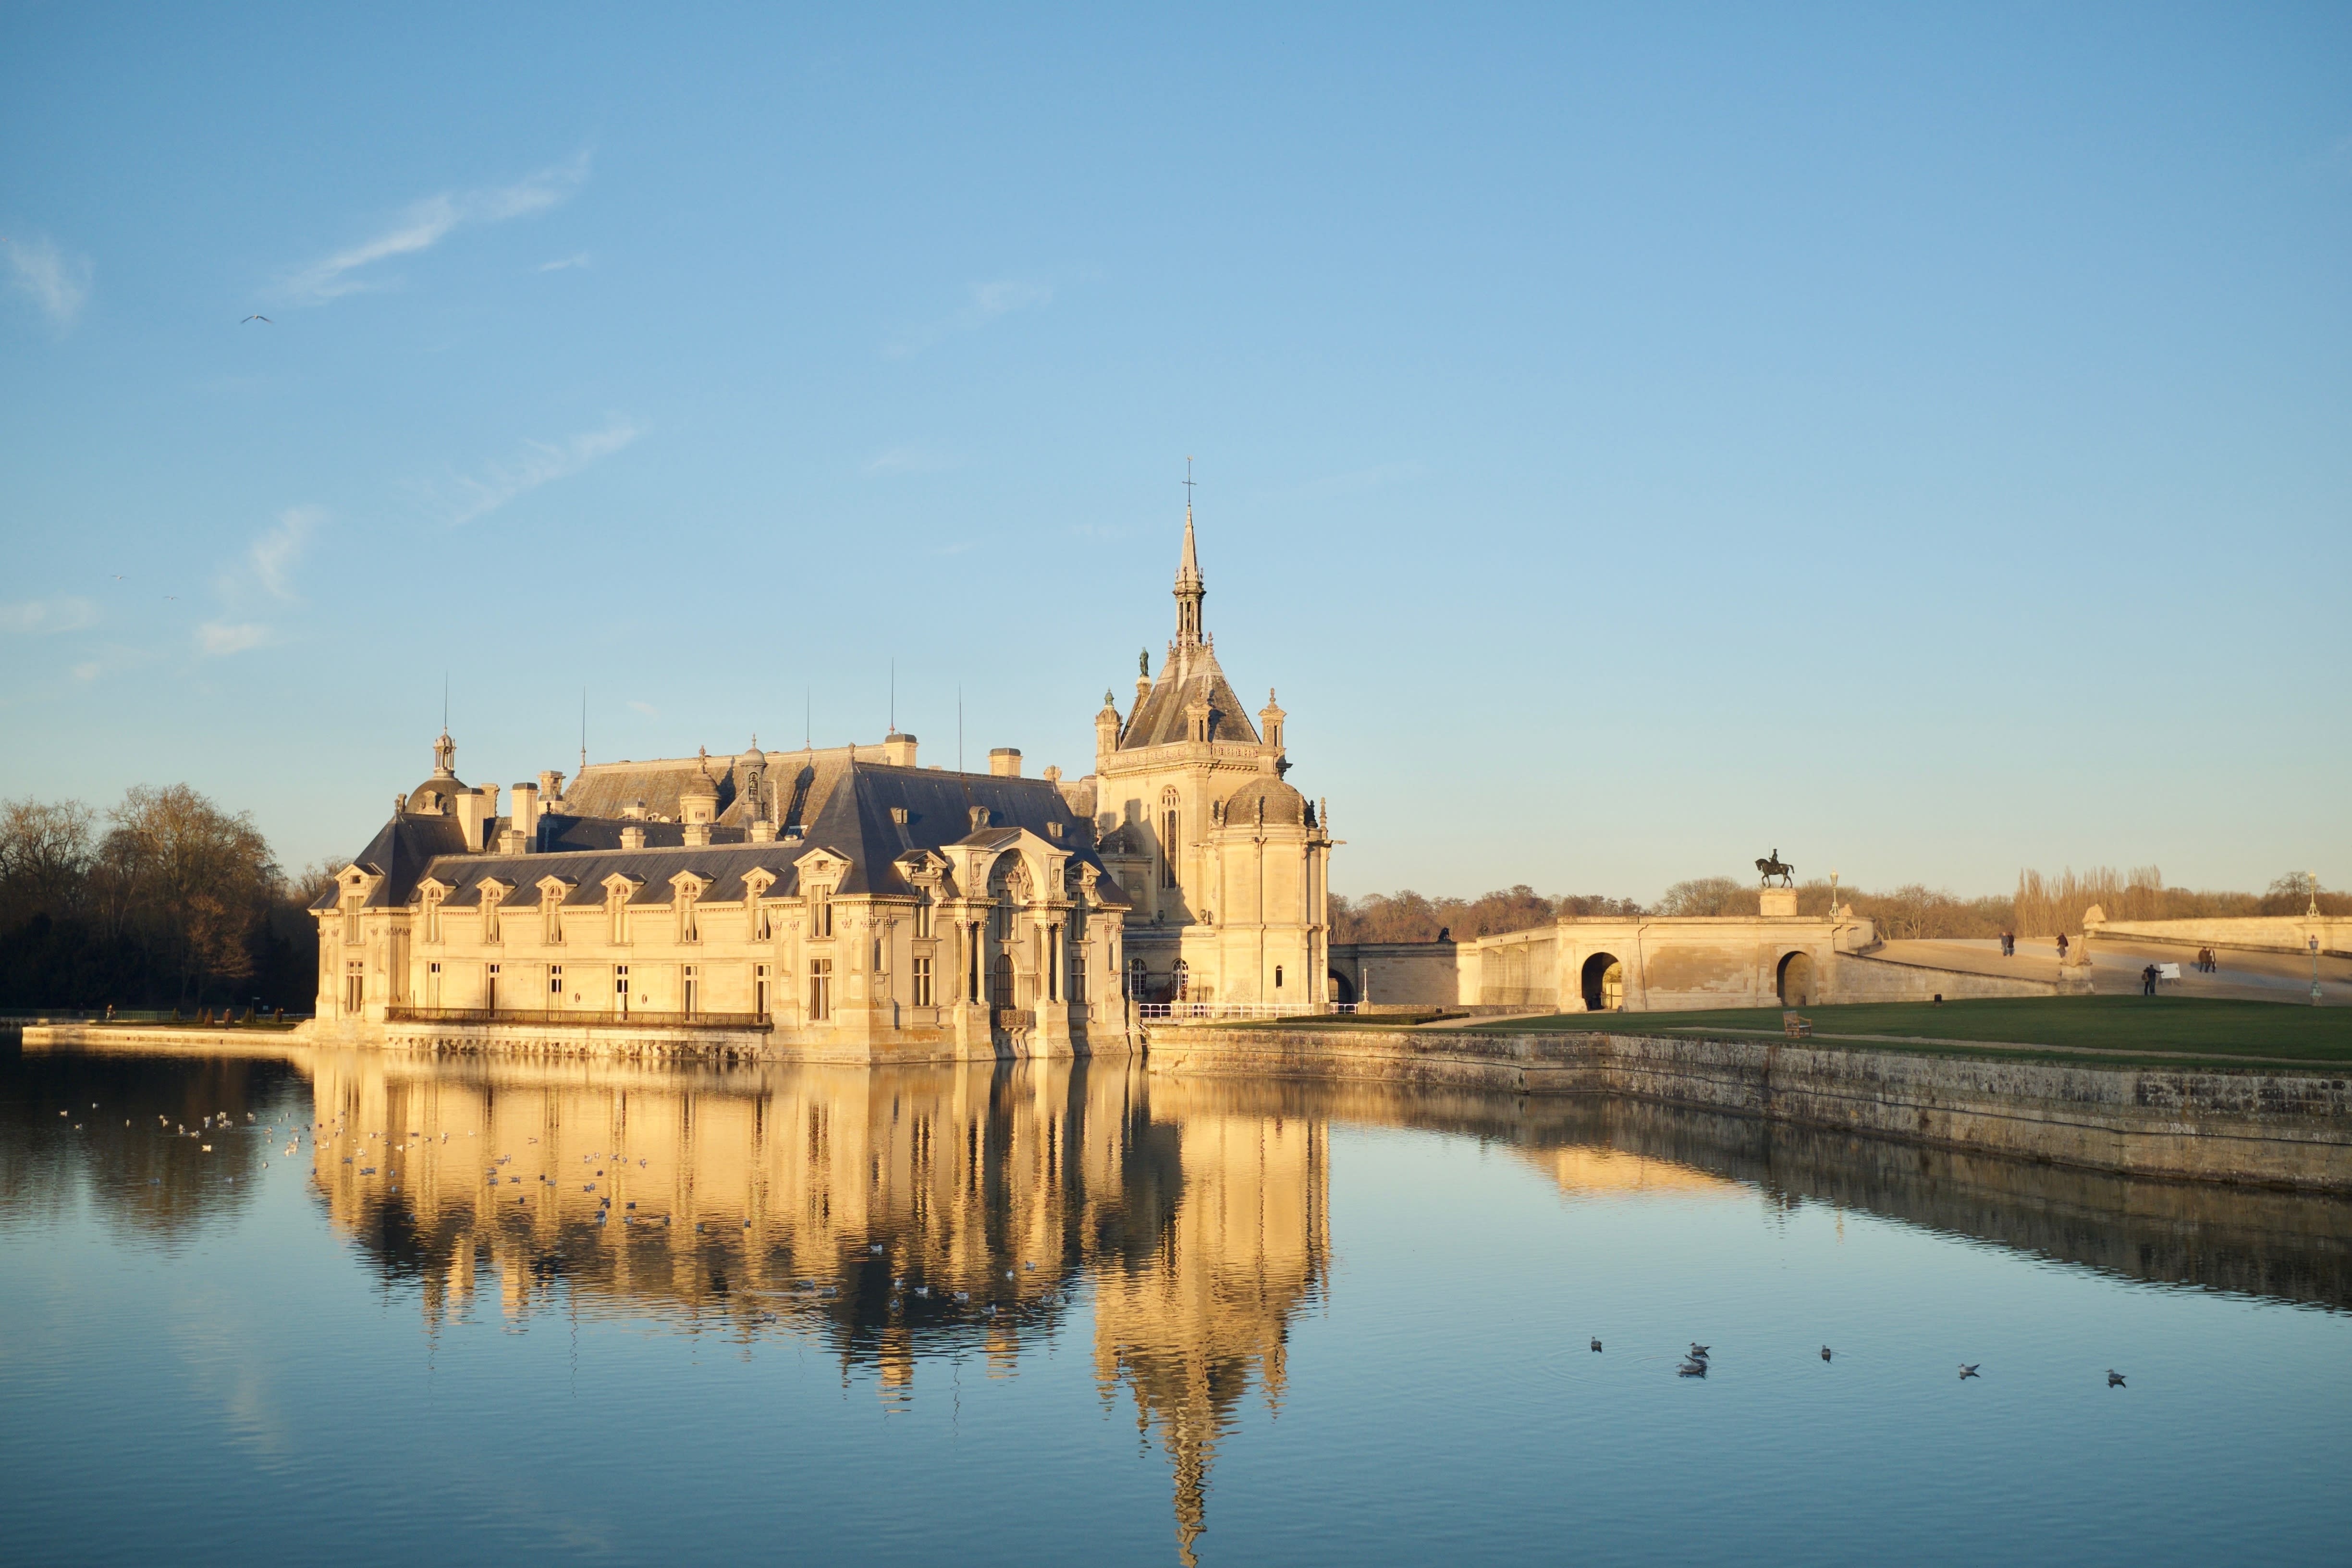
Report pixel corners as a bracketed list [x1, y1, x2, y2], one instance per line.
[14, 1042, 2348, 1567]
[304, 1053, 1326, 1563]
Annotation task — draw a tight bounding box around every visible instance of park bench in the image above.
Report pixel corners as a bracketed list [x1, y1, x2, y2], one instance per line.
[1782, 1010, 1813, 1039]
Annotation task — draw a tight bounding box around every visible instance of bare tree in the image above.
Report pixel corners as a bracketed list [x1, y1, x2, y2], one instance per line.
[96, 785, 280, 1004]
[0, 797, 96, 922]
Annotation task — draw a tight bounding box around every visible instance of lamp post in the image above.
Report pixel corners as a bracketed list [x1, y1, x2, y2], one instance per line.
[2312, 871, 2324, 1007]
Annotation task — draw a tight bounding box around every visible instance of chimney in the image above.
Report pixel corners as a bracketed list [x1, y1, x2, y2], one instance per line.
[511, 782, 541, 847]
[497, 828, 526, 854]
[620, 825, 646, 851]
[683, 821, 712, 847]
[538, 769, 564, 804]
[749, 820, 777, 843]
[989, 747, 1022, 778]
[881, 732, 918, 767]
[454, 784, 499, 852]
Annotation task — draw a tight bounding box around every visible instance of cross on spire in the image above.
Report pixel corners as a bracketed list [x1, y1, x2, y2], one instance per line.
[1174, 457, 1205, 646]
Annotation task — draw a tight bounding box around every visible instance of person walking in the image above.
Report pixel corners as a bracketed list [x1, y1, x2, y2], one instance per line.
[2142, 963, 2159, 996]
[2056, 932, 2070, 964]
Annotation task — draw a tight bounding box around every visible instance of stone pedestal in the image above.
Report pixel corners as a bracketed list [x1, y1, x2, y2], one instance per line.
[1759, 888, 1799, 917]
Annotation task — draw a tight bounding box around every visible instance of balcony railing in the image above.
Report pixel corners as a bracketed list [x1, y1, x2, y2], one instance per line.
[1135, 1001, 1358, 1021]
[386, 1005, 771, 1031]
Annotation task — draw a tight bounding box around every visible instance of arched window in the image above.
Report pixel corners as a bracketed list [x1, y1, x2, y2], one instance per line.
[1160, 788, 1180, 889]
[1174, 958, 1190, 1001]
[1126, 955, 1147, 999]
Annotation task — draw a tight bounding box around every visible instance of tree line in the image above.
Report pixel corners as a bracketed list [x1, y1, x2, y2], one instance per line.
[1335, 867, 2343, 944]
[0, 787, 327, 1013]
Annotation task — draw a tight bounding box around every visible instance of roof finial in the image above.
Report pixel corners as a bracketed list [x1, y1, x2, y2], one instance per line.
[1174, 458, 1205, 647]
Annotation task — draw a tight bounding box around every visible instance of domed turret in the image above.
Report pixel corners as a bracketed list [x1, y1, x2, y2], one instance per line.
[1220, 774, 1307, 829]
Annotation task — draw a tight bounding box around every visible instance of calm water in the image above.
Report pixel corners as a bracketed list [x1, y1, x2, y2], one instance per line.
[3, 1040, 2348, 1567]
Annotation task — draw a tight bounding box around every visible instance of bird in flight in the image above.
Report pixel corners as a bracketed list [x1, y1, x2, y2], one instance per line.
[242, 314, 272, 324]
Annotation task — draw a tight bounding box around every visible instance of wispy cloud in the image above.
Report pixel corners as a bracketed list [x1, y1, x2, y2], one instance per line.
[627, 700, 659, 718]
[247, 506, 318, 600]
[196, 621, 269, 657]
[537, 252, 591, 272]
[4, 236, 93, 331]
[0, 595, 98, 635]
[885, 278, 1053, 357]
[864, 445, 954, 476]
[438, 418, 642, 527]
[282, 153, 591, 303]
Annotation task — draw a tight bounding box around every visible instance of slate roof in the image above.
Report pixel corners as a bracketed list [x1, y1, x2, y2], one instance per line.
[312, 812, 471, 910]
[1120, 642, 1261, 751]
[327, 760, 1132, 911]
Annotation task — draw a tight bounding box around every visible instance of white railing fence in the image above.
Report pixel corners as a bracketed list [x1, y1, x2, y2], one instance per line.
[1134, 1001, 1360, 1021]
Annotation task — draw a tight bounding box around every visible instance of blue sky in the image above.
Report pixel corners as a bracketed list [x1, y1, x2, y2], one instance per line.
[2, 3, 2346, 900]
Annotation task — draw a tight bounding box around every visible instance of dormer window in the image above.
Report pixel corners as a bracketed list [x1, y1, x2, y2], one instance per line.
[340, 889, 362, 946]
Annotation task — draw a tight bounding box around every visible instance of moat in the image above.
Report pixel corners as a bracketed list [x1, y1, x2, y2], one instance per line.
[4, 1039, 2348, 1566]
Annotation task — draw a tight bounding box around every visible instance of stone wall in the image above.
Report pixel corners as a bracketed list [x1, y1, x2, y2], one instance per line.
[1141, 1023, 2352, 1192]
[2087, 915, 2351, 957]
[1325, 942, 1467, 1007]
[1828, 953, 2061, 1002]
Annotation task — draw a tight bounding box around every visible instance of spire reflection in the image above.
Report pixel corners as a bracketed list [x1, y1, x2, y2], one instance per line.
[302, 1051, 1329, 1559]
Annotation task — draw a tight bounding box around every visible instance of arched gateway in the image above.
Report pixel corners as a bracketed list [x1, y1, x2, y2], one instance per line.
[1777, 951, 1816, 1007]
[1580, 953, 1624, 1012]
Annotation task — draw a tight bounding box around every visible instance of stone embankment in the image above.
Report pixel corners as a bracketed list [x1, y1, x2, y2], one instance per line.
[1142, 1024, 2352, 1193]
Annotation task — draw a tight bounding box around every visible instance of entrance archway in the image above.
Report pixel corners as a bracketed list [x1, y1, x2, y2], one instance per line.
[1580, 953, 1624, 1012]
[1328, 969, 1357, 1005]
[1777, 951, 1816, 1007]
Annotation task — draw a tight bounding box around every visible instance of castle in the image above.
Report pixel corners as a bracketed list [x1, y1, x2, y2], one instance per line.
[310, 505, 1335, 1062]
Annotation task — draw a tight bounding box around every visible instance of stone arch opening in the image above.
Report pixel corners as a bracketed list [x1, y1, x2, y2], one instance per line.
[1328, 969, 1356, 1004]
[1777, 950, 1816, 1007]
[1580, 952, 1624, 1012]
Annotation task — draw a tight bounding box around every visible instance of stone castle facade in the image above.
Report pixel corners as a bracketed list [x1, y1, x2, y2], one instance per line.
[310, 506, 1333, 1061]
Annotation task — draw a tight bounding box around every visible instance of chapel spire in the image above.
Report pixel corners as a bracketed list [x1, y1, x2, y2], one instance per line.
[1174, 460, 1205, 648]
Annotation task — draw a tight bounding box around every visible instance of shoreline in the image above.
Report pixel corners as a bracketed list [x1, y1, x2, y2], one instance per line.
[20, 1017, 2351, 1195]
[1141, 1023, 2352, 1194]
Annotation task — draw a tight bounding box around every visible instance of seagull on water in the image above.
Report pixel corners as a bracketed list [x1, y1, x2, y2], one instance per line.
[1678, 1359, 1708, 1377]
[1689, 1343, 1710, 1360]
[1590, 1338, 1602, 1353]
[2107, 1370, 2127, 1388]
[1958, 1364, 1981, 1380]
[1821, 1346, 1833, 1362]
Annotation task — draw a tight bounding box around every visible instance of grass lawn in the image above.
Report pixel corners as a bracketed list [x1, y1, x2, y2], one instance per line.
[1461, 996, 2352, 1070]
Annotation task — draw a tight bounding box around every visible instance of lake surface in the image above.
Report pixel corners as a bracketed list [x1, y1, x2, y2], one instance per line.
[4, 1039, 2348, 1566]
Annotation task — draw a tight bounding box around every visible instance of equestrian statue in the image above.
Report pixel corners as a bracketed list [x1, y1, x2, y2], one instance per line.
[1756, 849, 1795, 888]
